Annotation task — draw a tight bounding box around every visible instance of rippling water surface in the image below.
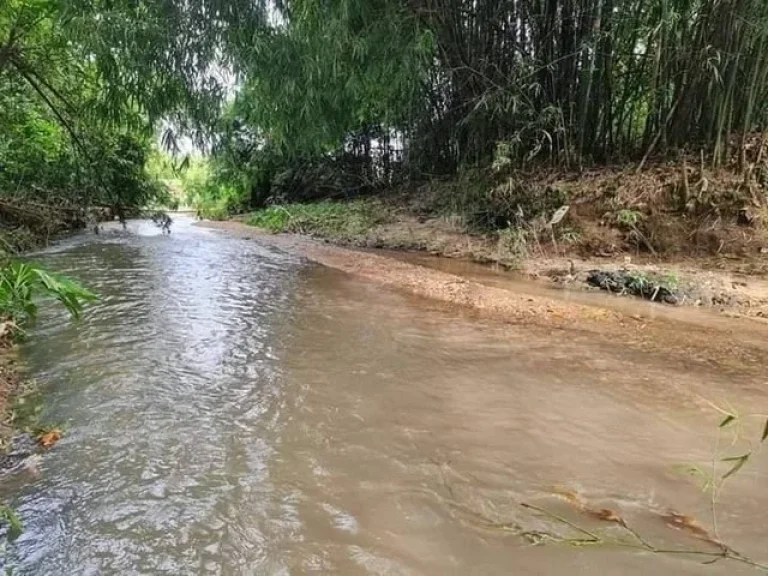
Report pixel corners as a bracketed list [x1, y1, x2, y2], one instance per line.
[2, 216, 767, 575]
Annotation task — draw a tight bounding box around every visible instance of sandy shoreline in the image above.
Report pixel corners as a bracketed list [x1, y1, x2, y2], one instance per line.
[201, 220, 768, 377]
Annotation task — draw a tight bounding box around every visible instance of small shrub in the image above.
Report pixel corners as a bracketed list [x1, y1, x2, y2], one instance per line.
[557, 226, 582, 245]
[662, 272, 680, 289]
[199, 200, 233, 221]
[625, 271, 651, 293]
[616, 209, 642, 228]
[496, 226, 530, 266]
[247, 206, 292, 232]
[432, 171, 568, 232]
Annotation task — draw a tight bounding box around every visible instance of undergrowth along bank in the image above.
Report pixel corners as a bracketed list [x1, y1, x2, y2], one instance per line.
[245, 155, 768, 264]
[247, 200, 390, 240]
[0, 258, 96, 550]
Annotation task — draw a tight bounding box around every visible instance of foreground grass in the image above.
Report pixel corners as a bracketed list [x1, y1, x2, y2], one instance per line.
[246, 200, 389, 240]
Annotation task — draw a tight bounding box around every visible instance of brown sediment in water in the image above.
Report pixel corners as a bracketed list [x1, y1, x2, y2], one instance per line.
[12, 217, 768, 574]
[202, 220, 768, 376]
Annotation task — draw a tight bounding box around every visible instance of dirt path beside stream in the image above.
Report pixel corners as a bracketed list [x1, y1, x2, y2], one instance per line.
[202, 220, 768, 380]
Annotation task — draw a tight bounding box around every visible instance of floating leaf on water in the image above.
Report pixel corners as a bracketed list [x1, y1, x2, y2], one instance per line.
[721, 453, 750, 480]
[551, 489, 626, 528]
[661, 512, 713, 541]
[550, 488, 585, 510]
[761, 418, 768, 443]
[588, 508, 625, 526]
[719, 414, 736, 428]
[37, 429, 62, 449]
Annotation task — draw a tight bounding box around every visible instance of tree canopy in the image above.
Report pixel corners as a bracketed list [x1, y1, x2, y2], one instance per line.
[0, 0, 266, 219]
[3, 0, 768, 218]
[192, 0, 768, 214]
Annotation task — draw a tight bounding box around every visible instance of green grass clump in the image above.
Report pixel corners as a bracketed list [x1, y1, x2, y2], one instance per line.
[246, 200, 387, 240]
[198, 200, 232, 221]
[247, 206, 292, 232]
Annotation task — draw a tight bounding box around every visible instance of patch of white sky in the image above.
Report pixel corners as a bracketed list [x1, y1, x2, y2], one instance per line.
[159, 0, 285, 157]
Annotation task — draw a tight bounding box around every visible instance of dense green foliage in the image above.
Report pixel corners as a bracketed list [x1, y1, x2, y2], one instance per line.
[183, 0, 768, 217]
[4, 0, 768, 220]
[0, 0, 267, 229]
[179, 157, 251, 219]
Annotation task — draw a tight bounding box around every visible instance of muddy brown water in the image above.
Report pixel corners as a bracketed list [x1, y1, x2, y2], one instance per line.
[1, 216, 767, 574]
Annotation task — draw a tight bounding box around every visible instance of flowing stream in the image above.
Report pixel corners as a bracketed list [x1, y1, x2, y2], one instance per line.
[1, 216, 767, 575]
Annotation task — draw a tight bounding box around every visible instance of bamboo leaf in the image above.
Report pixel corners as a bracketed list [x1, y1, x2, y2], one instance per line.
[0, 506, 23, 543]
[721, 453, 750, 480]
[762, 418, 768, 443]
[719, 414, 736, 428]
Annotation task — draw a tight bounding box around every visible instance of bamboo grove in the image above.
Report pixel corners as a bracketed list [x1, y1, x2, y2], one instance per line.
[253, 0, 768, 169]
[2, 0, 768, 214]
[207, 0, 768, 208]
[409, 0, 768, 168]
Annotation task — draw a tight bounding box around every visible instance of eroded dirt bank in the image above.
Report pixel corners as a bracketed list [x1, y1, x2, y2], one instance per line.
[202, 220, 768, 377]
[240, 189, 768, 320]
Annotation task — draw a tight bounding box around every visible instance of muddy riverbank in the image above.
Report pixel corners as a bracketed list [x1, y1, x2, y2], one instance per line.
[203, 220, 768, 378]
[241, 193, 768, 320]
[0, 345, 21, 442]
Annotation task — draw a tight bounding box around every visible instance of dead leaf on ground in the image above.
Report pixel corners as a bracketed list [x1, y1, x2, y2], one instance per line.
[0, 321, 14, 340]
[38, 429, 62, 449]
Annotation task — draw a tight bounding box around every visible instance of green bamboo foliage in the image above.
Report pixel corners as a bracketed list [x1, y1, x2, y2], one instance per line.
[219, 0, 768, 177]
[4, 0, 768, 190]
[406, 0, 768, 168]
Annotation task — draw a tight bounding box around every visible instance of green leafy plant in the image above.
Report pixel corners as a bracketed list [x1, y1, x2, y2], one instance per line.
[662, 272, 681, 290]
[497, 226, 530, 266]
[616, 209, 642, 228]
[0, 262, 97, 328]
[684, 401, 768, 542]
[0, 507, 22, 544]
[625, 271, 650, 293]
[0, 263, 94, 554]
[247, 206, 292, 232]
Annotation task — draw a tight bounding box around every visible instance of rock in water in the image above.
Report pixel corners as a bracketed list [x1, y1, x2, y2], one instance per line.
[586, 270, 679, 305]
